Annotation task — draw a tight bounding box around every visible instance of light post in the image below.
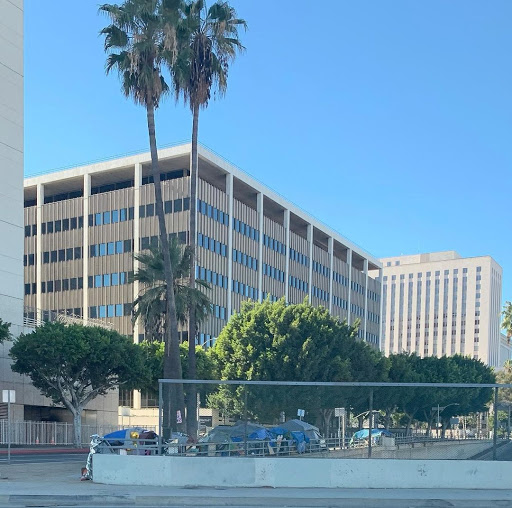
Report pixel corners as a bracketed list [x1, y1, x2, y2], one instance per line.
[432, 403, 460, 439]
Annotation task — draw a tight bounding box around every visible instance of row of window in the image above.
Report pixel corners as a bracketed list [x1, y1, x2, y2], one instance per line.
[197, 233, 228, 257]
[234, 218, 260, 242]
[232, 279, 259, 300]
[263, 234, 286, 255]
[23, 254, 35, 266]
[263, 263, 285, 283]
[351, 281, 365, 295]
[367, 289, 379, 302]
[140, 198, 189, 219]
[351, 303, 365, 318]
[142, 169, 185, 185]
[89, 208, 133, 226]
[383, 266, 481, 280]
[41, 277, 84, 294]
[43, 247, 83, 264]
[367, 311, 380, 324]
[90, 240, 132, 257]
[333, 271, 348, 287]
[313, 285, 329, 303]
[196, 266, 229, 289]
[233, 249, 258, 271]
[289, 275, 308, 293]
[140, 231, 188, 250]
[198, 199, 230, 227]
[89, 303, 132, 319]
[88, 272, 131, 288]
[289, 248, 309, 268]
[332, 295, 348, 310]
[366, 332, 378, 343]
[212, 304, 227, 320]
[36, 216, 85, 236]
[313, 260, 329, 278]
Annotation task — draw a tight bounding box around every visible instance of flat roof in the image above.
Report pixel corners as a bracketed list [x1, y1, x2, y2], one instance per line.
[25, 143, 381, 269]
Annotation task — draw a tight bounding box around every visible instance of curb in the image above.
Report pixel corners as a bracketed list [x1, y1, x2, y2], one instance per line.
[2, 493, 512, 507]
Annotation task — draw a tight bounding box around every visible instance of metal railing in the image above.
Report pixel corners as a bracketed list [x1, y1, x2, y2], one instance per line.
[0, 421, 156, 446]
[23, 306, 114, 330]
[155, 379, 510, 460]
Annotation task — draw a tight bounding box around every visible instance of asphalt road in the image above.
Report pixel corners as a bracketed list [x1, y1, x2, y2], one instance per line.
[0, 452, 87, 464]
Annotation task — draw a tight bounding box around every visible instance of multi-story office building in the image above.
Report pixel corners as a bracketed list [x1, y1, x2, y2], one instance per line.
[23, 144, 382, 356]
[378, 251, 502, 367]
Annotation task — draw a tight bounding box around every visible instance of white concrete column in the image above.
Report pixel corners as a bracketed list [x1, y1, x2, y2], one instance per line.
[347, 249, 353, 325]
[363, 259, 369, 342]
[226, 173, 234, 319]
[328, 237, 334, 313]
[82, 175, 91, 323]
[378, 268, 384, 352]
[35, 184, 44, 319]
[132, 163, 143, 412]
[284, 209, 290, 304]
[257, 192, 263, 302]
[307, 224, 313, 301]
[133, 163, 142, 342]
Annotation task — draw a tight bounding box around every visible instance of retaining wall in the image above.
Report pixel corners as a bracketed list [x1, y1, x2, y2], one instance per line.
[93, 453, 512, 489]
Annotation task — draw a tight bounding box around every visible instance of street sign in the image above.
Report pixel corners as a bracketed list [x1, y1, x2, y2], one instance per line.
[2, 390, 15, 403]
[297, 409, 305, 417]
[335, 407, 346, 418]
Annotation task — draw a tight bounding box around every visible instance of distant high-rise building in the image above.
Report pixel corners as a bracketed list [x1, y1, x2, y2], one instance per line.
[378, 251, 502, 367]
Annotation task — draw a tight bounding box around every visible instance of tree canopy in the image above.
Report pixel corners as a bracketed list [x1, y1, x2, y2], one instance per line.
[204, 298, 495, 434]
[0, 318, 12, 343]
[10, 322, 147, 446]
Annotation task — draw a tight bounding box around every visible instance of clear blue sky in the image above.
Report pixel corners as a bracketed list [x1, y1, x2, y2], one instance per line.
[25, 1, 512, 308]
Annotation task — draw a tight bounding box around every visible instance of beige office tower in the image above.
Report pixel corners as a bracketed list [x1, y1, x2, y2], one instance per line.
[23, 144, 382, 349]
[378, 251, 503, 367]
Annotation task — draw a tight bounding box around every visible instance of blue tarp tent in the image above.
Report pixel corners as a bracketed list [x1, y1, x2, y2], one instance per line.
[350, 429, 393, 446]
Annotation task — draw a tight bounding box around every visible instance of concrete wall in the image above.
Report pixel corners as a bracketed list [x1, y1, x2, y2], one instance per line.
[330, 440, 492, 460]
[93, 454, 512, 489]
[0, 0, 24, 332]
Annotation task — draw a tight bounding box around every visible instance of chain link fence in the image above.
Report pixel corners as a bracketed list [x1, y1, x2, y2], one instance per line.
[155, 380, 511, 460]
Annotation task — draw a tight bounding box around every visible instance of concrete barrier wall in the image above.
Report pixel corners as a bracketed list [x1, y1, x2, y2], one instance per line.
[331, 440, 493, 459]
[94, 454, 512, 489]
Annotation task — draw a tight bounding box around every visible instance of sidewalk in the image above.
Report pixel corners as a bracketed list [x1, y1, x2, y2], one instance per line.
[0, 460, 511, 507]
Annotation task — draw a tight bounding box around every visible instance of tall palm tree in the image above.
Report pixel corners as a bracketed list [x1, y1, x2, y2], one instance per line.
[99, 0, 185, 433]
[133, 237, 211, 341]
[503, 302, 512, 343]
[170, 0, 246, 438]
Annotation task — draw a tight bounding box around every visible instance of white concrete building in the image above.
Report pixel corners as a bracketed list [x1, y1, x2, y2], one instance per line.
[378, 251, 502, 367]
[0, 2, 118, 426]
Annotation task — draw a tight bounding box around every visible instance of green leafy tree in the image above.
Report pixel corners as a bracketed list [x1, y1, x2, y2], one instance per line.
[9, 322, 147, 447]
[209, 298, 388, 432]
[170, 0, 245, 438]
[132, 237, 211, 341]
[502, 301, 512, 341]
[139, 340, 216, 409]
[0, 318, 12, 343]
[99, 0, 185, 432]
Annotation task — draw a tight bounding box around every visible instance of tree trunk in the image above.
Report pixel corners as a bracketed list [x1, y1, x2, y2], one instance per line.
[72, 408, 82, 448]
[384, 408, 392, 430]
[186, 104, 200, 440]
[146, 101, 184, 437]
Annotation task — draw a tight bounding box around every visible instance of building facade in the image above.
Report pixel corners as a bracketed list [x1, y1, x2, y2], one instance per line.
[378, 251, 503, 367]
[23, 144, 382, 363]
[0, 0, 24, 337]
[499, 333, 512, 369]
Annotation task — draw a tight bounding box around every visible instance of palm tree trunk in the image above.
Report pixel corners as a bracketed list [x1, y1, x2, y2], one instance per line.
[186, 103, 200, 440]
[146, 100, 185, 436]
